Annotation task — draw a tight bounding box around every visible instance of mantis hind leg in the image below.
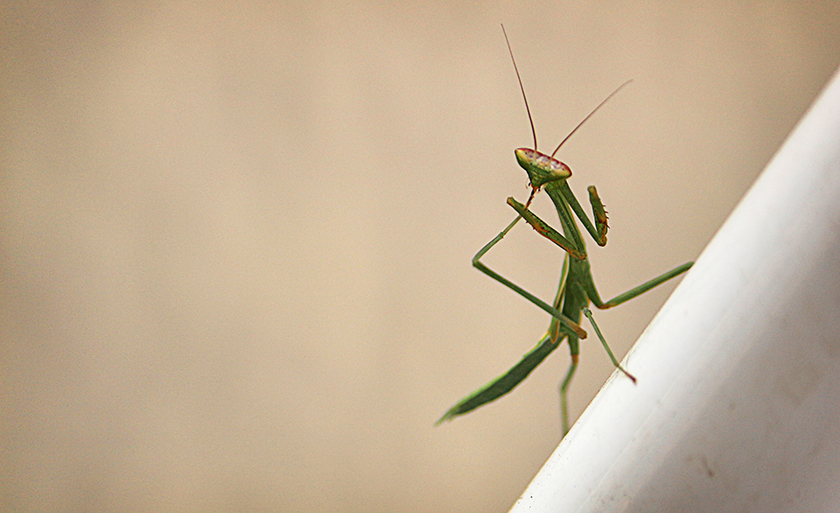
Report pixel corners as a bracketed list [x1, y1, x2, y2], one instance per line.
[559, 311, 636, 437]
[559, 355, 578, 436]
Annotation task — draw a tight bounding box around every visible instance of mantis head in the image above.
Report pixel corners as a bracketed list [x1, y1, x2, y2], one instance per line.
[501, 25, 631, 201]
[515, 148, 572, 191]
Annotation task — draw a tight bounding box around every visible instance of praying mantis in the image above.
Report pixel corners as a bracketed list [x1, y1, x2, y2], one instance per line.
[437, 26, 693, 435]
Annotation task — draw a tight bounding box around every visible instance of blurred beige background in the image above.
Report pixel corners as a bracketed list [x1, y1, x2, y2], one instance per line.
[2, 1, 839, 511]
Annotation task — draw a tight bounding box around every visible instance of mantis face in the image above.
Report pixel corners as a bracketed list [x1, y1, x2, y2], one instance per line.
[515, 148, 572, 190]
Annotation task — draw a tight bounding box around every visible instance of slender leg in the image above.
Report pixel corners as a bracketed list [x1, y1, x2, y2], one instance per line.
[472, 215, 587, 339]
[586, 262, 693, 309]
[559, 355, 579, 436]
[584, 308, 636, 382]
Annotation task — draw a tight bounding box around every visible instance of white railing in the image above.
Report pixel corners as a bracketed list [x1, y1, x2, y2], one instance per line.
[510, 65, 840, 513]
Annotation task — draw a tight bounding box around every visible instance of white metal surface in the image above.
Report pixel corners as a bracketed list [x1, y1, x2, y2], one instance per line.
[510, 66, 840, 513]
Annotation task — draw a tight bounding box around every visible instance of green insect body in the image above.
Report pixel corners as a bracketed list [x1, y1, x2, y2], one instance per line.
[437, 26, 693, 435]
